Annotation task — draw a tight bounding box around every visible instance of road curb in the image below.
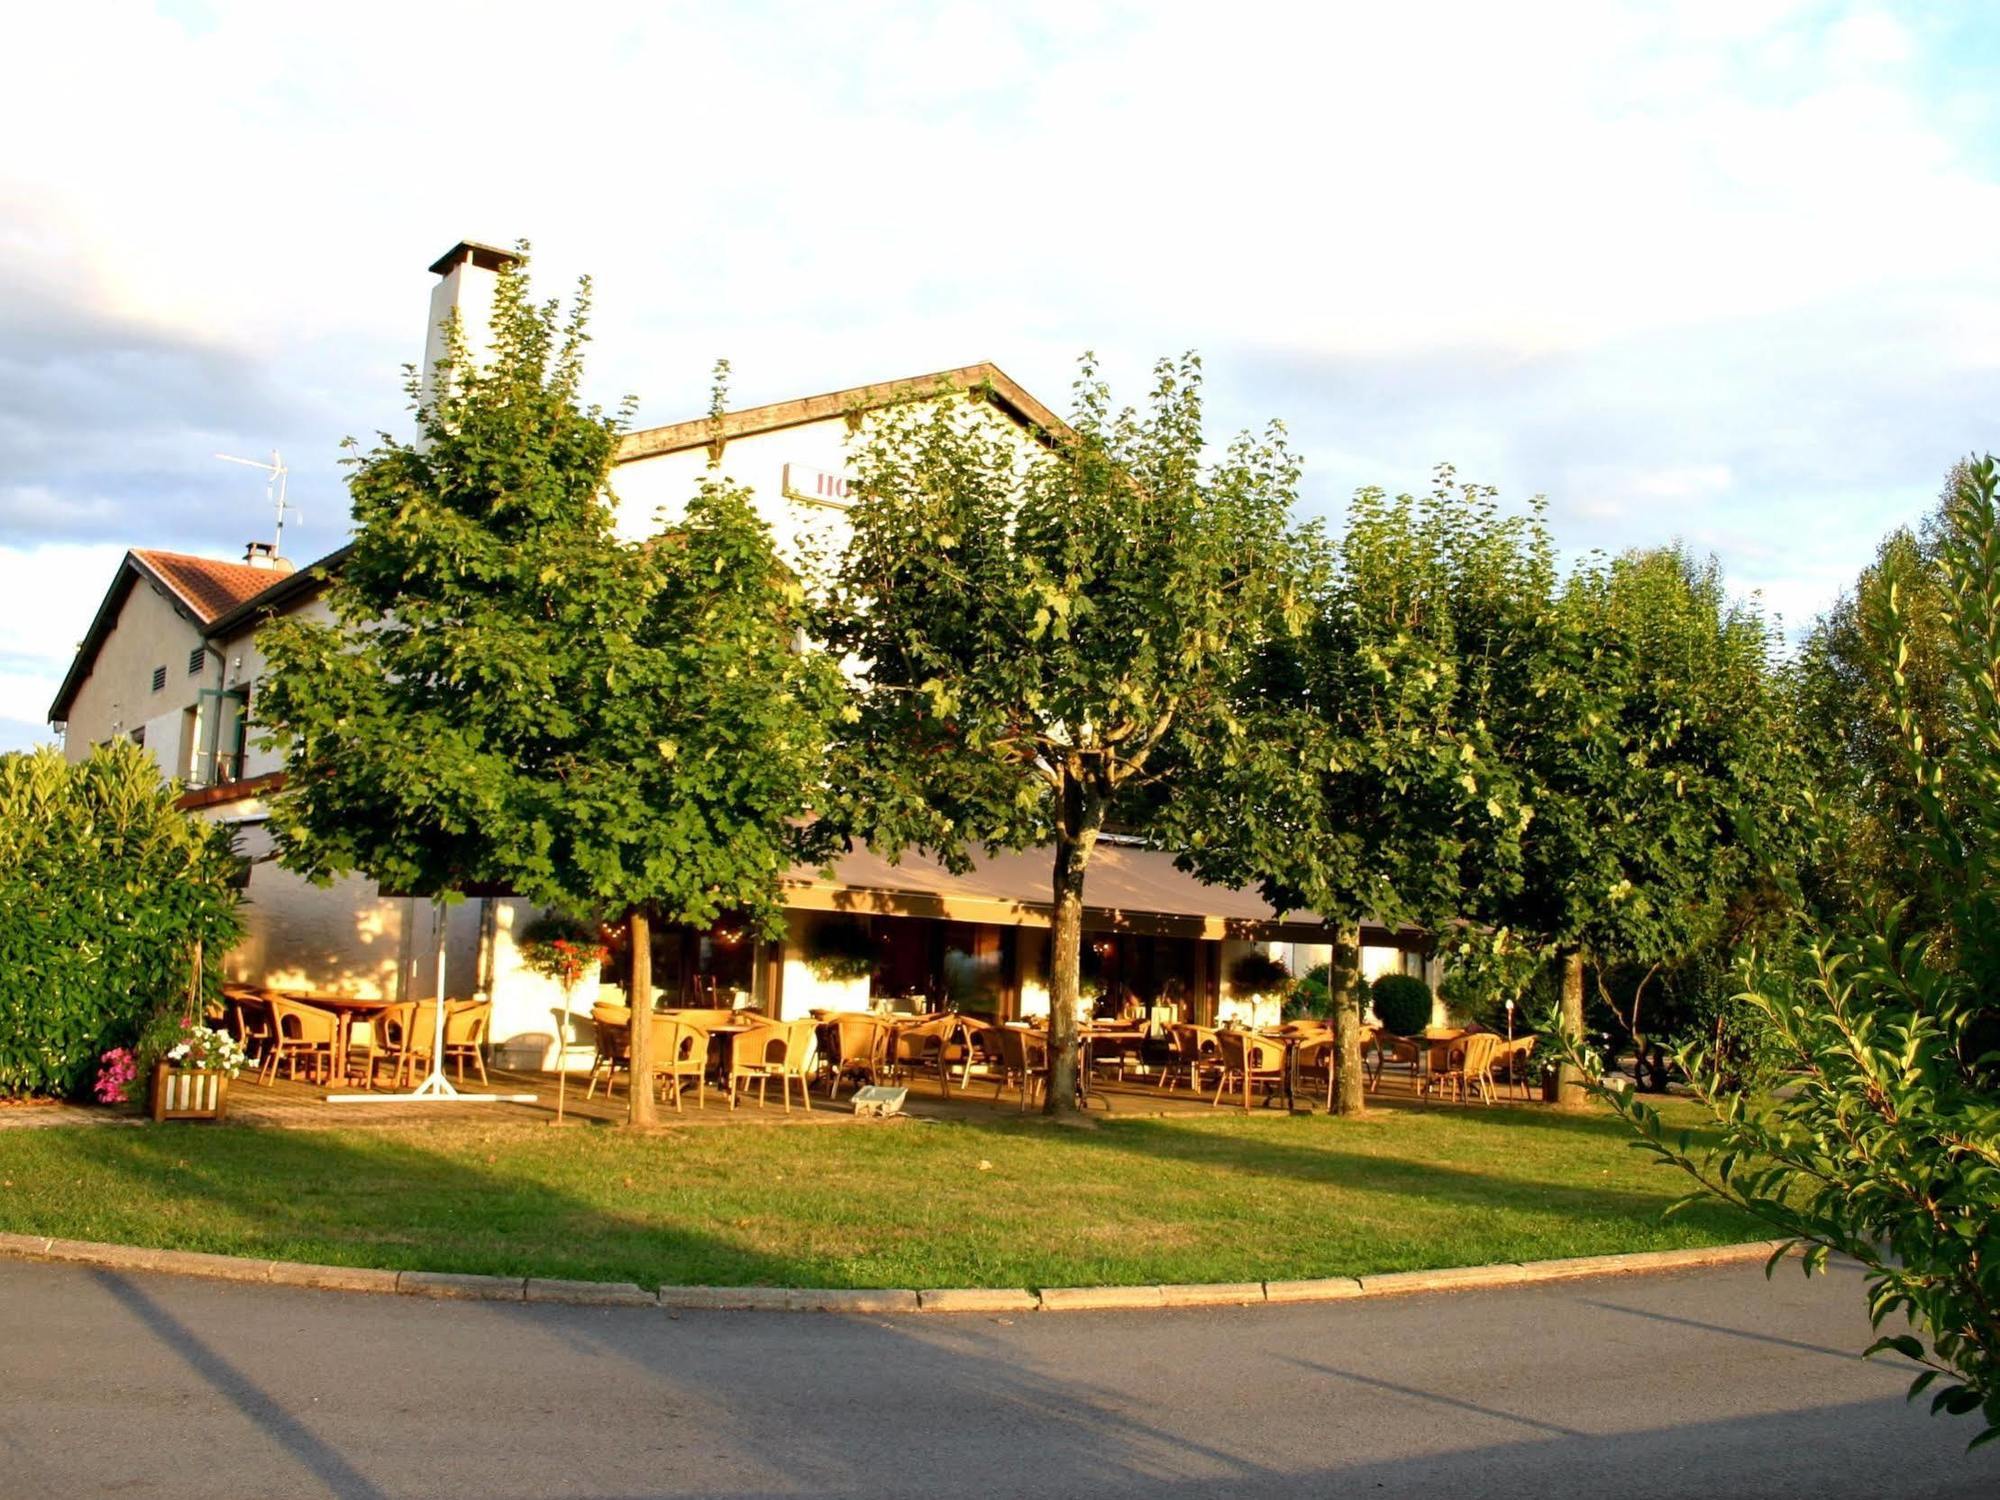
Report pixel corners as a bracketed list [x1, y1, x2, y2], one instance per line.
[0, 1233, 1796, 1312]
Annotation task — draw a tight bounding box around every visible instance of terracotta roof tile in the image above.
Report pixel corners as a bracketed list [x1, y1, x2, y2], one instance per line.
[132, 549, 291, 624]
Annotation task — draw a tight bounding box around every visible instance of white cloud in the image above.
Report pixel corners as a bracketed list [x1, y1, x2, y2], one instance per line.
[2, 1, 1997, 748]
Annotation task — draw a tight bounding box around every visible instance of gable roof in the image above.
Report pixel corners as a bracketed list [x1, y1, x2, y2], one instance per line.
[616, 361, 1063, 465]
[48, 548, 328, 725]
[132, 549, 291, 621]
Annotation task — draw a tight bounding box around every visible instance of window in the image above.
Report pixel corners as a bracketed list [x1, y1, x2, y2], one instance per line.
[150, 665, 167, 692]
[187, 647, 205, 676]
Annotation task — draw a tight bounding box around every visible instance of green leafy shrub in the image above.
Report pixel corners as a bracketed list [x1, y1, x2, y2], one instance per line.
[803, 920, 876, 982]
[1369, 972, 1433, 1035]
[0, 743, 242, 1098]
[1287, 962, 1333, 1020]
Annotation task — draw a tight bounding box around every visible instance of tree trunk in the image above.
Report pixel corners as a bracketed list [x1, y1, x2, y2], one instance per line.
[1329, 922, 1366, 1116]
[1556, 946, 1588, 1110]
[626, 905, 656, 1127]
[1043, 768, 1106, 1118]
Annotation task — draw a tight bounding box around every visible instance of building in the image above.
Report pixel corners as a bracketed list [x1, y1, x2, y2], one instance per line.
[49, 241, 1434, 1068]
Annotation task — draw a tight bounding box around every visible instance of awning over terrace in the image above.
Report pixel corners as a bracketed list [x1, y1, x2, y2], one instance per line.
[782, 840, 1421, 947]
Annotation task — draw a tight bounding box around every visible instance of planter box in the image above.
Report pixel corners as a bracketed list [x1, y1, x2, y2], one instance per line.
[151, 1064, 231, 1123]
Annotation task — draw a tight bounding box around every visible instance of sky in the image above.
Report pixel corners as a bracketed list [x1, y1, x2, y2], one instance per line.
[4, 0, 1997, 751]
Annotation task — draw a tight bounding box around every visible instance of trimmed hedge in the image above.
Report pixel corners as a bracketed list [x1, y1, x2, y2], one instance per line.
[0, 743, 242, 1097]
[1370, 972, 1435, 1036]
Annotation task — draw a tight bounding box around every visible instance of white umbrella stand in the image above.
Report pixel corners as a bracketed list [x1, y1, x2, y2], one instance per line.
[328, 896, 537, 1105]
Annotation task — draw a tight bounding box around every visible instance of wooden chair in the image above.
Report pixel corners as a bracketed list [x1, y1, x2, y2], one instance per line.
[824, 1014, 891, 1100]
[647, 1014, 708, 1111]
[586, 1002, 631, 1099]
[990, 1026, 1049, 1111]
[1212, 1028, 1286, 1111]
[1431, 1032, 1501, 1104]
[1158, 1023, 1221, 1094]
[261, 996, 339, 1085]
[728, 1018, 816, 1111]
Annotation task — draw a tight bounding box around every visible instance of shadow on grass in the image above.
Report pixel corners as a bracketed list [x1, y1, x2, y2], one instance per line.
[1005, 1110, 1758, 1245]
[32, 1123, 823, 1289]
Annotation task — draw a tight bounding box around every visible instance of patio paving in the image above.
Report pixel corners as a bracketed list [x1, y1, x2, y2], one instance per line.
[208, 1057, 1535, 1129]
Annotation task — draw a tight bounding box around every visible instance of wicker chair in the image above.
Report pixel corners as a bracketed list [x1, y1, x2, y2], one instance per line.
[1212, 1028, 1287, 1111]
[1490, 1035, 1540, 1099]
[225, 990, 276, 1071]
[353, 1003, 412, 1088]
[1431, 1031, 1501, 1103]
[646, 1014, 708, 1111]
[891, 1015, 965, 1097]
[261, 996, 339, 1085]
[440, 1001, 491, 1084]
[990, 1026, 1050, 1111]
[824, 1014, 891, 1100]
[1157, 1023, 1220, 1093]
[728, 1017, 817, 1111]
[586, 1003, 632, 1099]
[1371, 1030, 1427, 1094]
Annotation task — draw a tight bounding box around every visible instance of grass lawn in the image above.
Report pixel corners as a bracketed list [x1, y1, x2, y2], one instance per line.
[0, 1097, 1763, 1289]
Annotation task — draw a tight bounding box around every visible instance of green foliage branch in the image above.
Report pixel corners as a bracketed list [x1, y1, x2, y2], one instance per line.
[1568, 458, 2000, 1448]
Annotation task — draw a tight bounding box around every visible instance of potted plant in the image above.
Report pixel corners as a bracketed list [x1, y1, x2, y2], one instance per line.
[518, 911, 609, 1124]
[150, 1019, 248, 1123]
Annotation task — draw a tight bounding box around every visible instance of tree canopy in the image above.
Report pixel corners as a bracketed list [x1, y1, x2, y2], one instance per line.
[824, 355, 1316, 1111]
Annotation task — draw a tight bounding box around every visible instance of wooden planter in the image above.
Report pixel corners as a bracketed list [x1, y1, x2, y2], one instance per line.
[150, 1063, 231, 1123]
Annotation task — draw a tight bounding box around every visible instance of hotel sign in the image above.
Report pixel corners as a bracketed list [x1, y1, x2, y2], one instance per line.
[782, 463, 853, 510]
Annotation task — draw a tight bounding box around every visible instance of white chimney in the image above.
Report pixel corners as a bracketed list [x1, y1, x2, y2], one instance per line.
[419, 240, 522, 410]
[242, 540, 293, 572]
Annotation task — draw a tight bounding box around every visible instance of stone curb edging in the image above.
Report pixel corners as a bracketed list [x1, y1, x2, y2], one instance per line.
[0, 1230, 1794, 1312]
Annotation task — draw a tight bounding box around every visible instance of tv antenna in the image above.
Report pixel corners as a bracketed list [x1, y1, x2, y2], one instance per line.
[214, 449, 300, 559]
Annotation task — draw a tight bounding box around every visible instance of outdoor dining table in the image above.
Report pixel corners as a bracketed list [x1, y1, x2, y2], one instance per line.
[282, 992, 393, 1084]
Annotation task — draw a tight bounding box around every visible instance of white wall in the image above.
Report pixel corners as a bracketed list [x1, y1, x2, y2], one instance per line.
[612, 399, 1039, 567]
[483, 898, 589, 1069]
[61, 580, 205, 758]
[219, 593, 332, 781]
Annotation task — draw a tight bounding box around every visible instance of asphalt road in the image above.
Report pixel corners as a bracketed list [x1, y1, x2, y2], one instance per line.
[2, 1256, 1993, 1499]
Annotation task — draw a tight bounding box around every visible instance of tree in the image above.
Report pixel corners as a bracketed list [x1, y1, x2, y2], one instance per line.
[260, 255, 841, 1125]
[825, 356, 1314, 1114]
[1473, 542, 1801, 1106]
[1795, 481, 1956, 922]
[1581, 457, 2000, 1448]
[0, 742, 241, 1098]
[1167, 472, 1534, 1113]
